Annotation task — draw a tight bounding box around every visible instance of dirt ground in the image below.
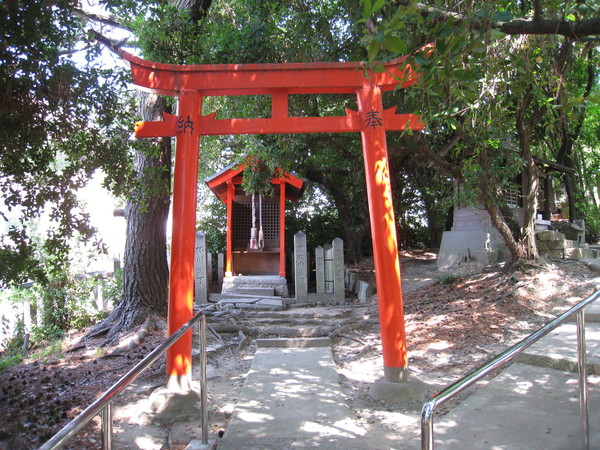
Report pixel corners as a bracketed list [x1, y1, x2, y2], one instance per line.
[1, 251, 599, 449]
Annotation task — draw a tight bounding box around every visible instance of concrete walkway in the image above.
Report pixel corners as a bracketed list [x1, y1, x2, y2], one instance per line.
[434, 363, 600, 449]
[419, 297, 600, 449]
[206, 298, 600, 449]
[217, 338, 371, 449]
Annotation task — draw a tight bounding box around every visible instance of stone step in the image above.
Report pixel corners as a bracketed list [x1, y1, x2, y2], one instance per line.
[256, 337, 332, 348]
[209, 292, 282, 301]
[538, 238, 577, 251]
[249, 308, 353, 320]
[221, 275, 289, 297]
[570, 299, 600, 323]
[234, 287, 275, 296]
[566, 247, 599, 260]
[217, 297, 285, 311]
[516, 321, 600, 374]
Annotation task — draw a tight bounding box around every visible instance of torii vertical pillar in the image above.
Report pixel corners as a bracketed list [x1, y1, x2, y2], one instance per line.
[357, 85, 408, 382]
[167, 89, 201, 390]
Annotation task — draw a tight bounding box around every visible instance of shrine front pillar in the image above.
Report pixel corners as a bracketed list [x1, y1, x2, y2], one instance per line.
[279, 180, 286, 277]
[167, 89, 202, 390]
[225, 180, 234, 277]
[357, 84, 408, 383]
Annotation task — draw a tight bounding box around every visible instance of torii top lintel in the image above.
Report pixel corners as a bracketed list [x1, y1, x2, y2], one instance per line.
[121, 50, 420, 97]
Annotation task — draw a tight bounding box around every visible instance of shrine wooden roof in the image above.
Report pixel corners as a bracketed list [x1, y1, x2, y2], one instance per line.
[205, 161, 305, 203]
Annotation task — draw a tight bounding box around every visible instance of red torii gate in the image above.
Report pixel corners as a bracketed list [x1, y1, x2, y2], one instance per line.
[121, 50, 425, 388]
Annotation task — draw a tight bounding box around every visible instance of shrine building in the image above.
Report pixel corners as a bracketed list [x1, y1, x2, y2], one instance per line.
[205, 161, 305, 297]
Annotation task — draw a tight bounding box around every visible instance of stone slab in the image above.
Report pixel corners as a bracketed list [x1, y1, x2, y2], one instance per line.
[236, 300, 284, 311]
[194, 232, 208, 303]
[345, 268, 358, 293]
[333, 238, 345, 304]
[185, 440, 214, 450]
[566, 248, 598, 260]
[255, 299, 285, 308]
[256, 337, 332, 348]
[217, 298, 259, 305]
[356, 280, 375, 301]
[234, 288, 275, 296]
[537, 230, 564, 241]
[218, 346, 369, 449]
[583, 259, 600, 271]
[315, 246, 325, 294]
[438, 229, 506, 269]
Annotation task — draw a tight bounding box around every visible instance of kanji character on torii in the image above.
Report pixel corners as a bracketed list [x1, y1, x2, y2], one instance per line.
[121, 50, 425, 390]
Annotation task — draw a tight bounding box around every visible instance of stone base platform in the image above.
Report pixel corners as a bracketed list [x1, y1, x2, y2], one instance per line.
[221, 275, 289, 298]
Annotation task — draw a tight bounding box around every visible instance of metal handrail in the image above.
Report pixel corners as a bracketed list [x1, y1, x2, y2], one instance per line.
[40, 312, 208, 450]
[421, 288, 600, 450]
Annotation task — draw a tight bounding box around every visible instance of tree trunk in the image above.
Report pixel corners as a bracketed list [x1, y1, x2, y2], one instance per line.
[121, 94, 171, 321]
[514, 92, 542, 261]
[88, 0, 214, 342]
[91, 93, 171, 341]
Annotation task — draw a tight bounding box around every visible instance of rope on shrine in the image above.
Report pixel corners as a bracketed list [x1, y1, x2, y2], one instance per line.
[258, 193, 264, 249]
[250, 192, 264, 249]
[250, 193, 257, 249]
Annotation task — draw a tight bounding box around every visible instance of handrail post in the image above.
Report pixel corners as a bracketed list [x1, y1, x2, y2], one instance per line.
[576, 310, 589, 450]
[421, 401, 435, 450]
[200, 315, 208, 445]
[101, 403, 113, 450]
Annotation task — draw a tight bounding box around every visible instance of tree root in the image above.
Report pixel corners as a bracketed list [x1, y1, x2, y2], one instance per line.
[329, 319, 378, 339]
[236, 330, 250, 352]
[107, 314, 159, 354]
[207, 324, 226, 346]
[334, 333, 365, 345]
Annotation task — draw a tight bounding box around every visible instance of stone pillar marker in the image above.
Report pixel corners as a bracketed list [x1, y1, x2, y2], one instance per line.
[315, 245, 325, 294]
[207, 253, 213, 289]
[294, 231, 308, 301]
[324, 243, 333, 293]
[194, 231, 208, 303]
[217, 253, 224, 288]
[333, 238, 345, 303]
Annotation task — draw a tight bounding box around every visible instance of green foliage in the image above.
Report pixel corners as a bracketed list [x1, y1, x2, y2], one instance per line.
[286, 183, 346, 252]
[0, 353, 23, 373]
[40, 274, 106, 332]
[240, 158, 278, 197]
[0, 332, 65, 373]
[357, 0, 600, 259]
[103, 269, 124, 307]
[3, 272, 107, 344]
[197, 194, 227, 254]
[403, 220, 430, 249]
[580, 201, 600, 244]
[0, 0, 134, 286]
[438, 273, 458, 285]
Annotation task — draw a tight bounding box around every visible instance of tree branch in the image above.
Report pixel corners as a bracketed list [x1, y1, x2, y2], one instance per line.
[392, 2, 600, 40]
[88, 29, 128, 56]
[72, 7, 132, 32]
[497, 17, 600, 40]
